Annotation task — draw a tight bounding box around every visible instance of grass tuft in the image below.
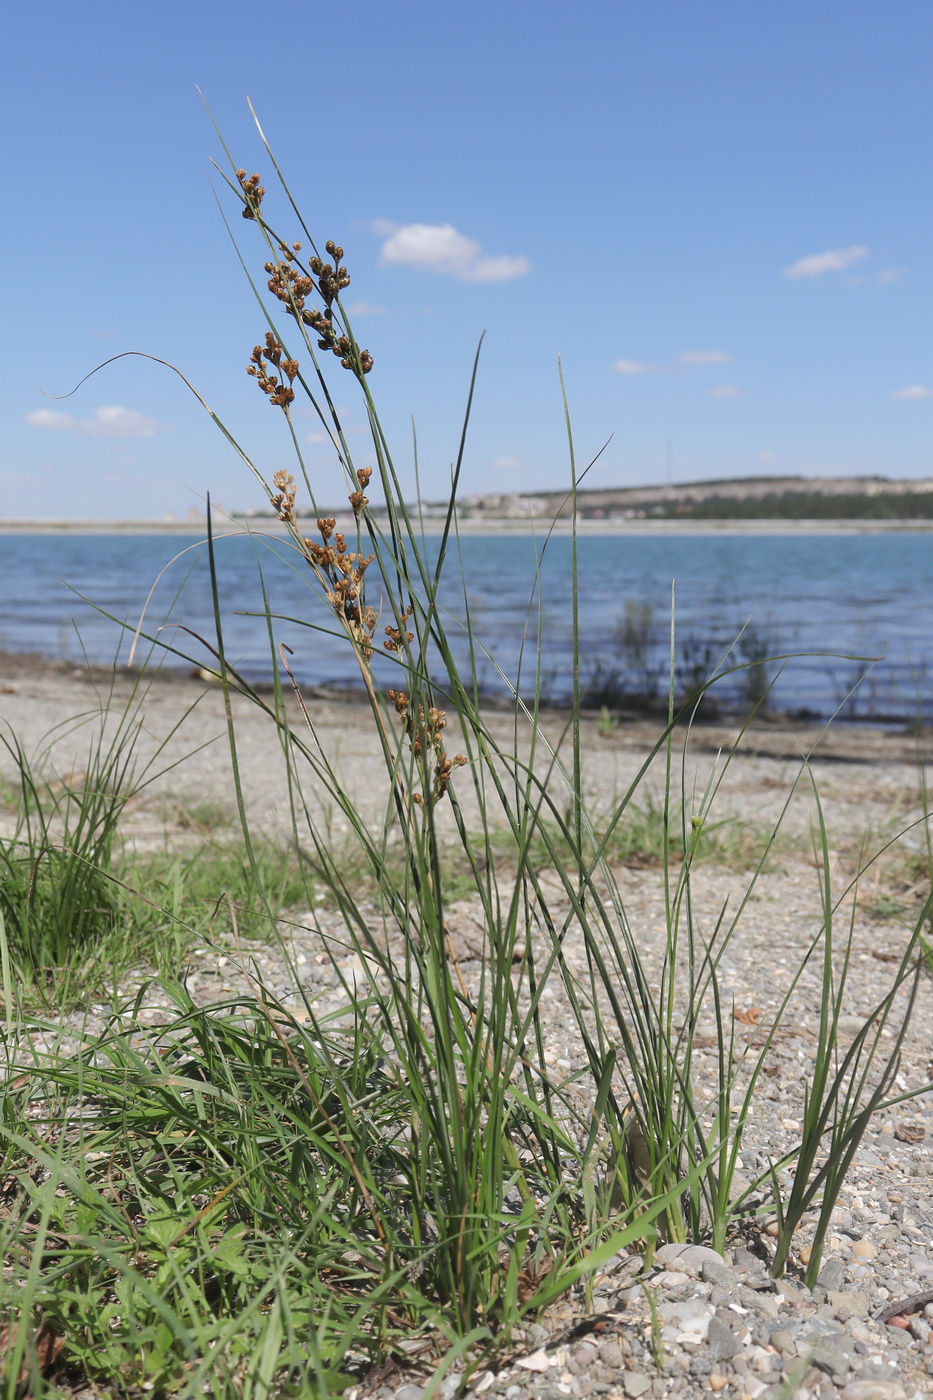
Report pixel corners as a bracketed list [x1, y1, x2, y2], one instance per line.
[1, 105, 930, 1397]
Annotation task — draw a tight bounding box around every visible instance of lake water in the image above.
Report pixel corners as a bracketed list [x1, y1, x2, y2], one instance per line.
[1, 531, 931, 721]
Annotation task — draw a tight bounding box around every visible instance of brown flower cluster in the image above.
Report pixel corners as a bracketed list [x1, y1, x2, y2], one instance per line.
[303, 516, 377, 656]
[383, 606, 413, 653]
[271, 469, 297, 525]
[263, 237, 374, 377]
[247, 332, 298, 411]
[236, 169, 265, 219]
[348, 466, 372, 519]
[386, 689, 467, 803]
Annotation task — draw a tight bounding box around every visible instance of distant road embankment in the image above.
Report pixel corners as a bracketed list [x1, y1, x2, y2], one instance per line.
[7, 475, 933, 534]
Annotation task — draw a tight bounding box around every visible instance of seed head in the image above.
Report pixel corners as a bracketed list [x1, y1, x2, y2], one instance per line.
[270, 469, 298, 524]
[237, 170, 265, 219]
[383, 607, 414, 653]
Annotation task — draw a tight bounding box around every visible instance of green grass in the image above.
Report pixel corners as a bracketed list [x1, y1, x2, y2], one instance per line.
[119, 836, 311, 951]
[1, 104, 930, 1397]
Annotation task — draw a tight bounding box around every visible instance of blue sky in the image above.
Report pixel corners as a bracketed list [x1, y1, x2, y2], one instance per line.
[3, 1, 933, 518]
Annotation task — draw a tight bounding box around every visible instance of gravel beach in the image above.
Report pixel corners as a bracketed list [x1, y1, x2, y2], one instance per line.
[2, 653, 932, 1400]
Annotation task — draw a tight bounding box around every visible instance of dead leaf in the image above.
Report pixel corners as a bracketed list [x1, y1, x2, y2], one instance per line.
[516, 1254, 554, 1304]
[735, 1007, 763, 1025]
[0, 1318, 65, 1384]
[894, 1122, 926, 1144]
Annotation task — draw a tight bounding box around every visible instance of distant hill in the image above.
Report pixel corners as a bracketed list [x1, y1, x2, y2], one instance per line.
[459, 475, 933, 521]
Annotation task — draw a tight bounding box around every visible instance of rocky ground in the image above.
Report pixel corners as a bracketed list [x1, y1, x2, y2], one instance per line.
[2, 654, 933, 1399]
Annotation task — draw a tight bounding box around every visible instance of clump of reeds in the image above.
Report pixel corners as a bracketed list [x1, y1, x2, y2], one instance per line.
[1, 106, 930, 1399]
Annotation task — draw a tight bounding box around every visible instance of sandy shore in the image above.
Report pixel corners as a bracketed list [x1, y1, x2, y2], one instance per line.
[1, 650, 930, 843]
[3, 653, 933, 1394]
[0, 650, 930, 888]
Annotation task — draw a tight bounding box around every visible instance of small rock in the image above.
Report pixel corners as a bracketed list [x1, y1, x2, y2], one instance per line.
[701, 1259, 738, 1288]
[708, 1377, 728, 1393]
[844, 1318, 874, 1345]
[885, 1315, 910, 1330]
[597, 1341, 624, 1368]
[828, 1291, 870, 1322]
[770, 1328, 798, 1357]
[851, 1239, 879, 1261]
[705, 1315, 742, 1362]
[908, 1316, 930, 1344]
[394, 1388, 425, 1400]
[738, 1285, 779, 1319]
[841, 1383, 908, 1400]
[812, 1336, 856, 1379]
[622, 1375, 651, 1399]
[657, 1298, 713, 1342]
[774, 1277, 810, 1301]
[516, 1352, 550, 1373]
[816, 1259, 847, 1295]
[654, 1243, 727, 1278]
[851, 1364, 900, 1385]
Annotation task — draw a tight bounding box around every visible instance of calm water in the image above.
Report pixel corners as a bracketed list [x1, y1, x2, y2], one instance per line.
[1, 532, 932, 720]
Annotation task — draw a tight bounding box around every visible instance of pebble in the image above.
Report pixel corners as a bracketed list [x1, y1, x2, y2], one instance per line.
[840, 1384, 908, 1400]
[653, 1244, 727, 1278]
[706, 1315, 742, 1361]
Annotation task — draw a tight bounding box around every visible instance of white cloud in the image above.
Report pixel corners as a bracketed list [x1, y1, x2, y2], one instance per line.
[892, 385, 933, 400]
[878, 267, 904, 286]
[492, 455, 523, 469]
[759, 450, 776, 463]
[679, 349, 730, 365]
[346, 300, 386, 316]
[708, 384, 743, 399]
[468, 254, 530, 282]
[376, 220, 530, 283]
[24, 405, 169, 438]
[613, 359, 649, 375]
[784, 245, 869, 280]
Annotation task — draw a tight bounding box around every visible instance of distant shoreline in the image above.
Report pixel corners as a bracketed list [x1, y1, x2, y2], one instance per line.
[3, 515, 933, 536]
